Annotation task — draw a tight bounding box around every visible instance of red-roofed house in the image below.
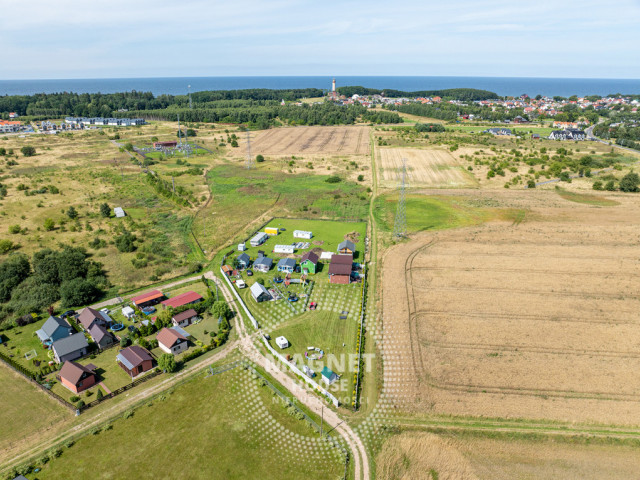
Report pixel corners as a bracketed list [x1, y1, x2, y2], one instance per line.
[161, 291, 203, 309]
[131, 289, 165, 308]
[58, 361, 96, 393]
[157, 327, 189, 355]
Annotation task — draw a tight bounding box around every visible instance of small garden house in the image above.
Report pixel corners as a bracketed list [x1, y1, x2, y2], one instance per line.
[277, 258, 296, 273]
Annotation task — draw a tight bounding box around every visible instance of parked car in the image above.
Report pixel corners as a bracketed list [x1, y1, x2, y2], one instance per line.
[60, 310, 76, 318]
[246, 270, 253, 276]
[128, 325, 138, 333]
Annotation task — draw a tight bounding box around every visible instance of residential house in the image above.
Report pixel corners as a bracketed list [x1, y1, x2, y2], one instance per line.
[117, 345, 153, 377]
[77, 307, 111, 331]
[277, 258, 296, 273]
[157, 327, 189, 355]
[328, 254, 353, 284]
[131, 289, 165, 308]
[172, 308, 198, 327]
[548, 129, 586, 141]
[161, 291, 204, 309]
[89, 323, 116, 349]
[250, 282, 272, 302]
[236, 253, 250, 269]
[274, 245, 295, 254]
[293, 230, 313, 239]
[337, 240, 355, 255]
[58, 361, 96, 393]
[35, 316, 73, 344]
[300, 251, 319, 274]
[485, 128, 512, 136]
[253, 256, 273, 273]
[250, 232, 268, 247]
[52, 333, 89, 364]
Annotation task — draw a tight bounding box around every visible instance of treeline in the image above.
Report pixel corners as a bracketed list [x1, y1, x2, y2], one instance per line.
[118, 103, 402, 128]
[383, 102, 527, 122]
[336, 86, 498, 101]
[0, 88, 324, 118]
[0, 247, 108, 326]
[593, 115, 640, 151]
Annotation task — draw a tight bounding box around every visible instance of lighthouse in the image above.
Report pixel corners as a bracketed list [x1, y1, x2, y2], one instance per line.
[332, 78, 336, 92]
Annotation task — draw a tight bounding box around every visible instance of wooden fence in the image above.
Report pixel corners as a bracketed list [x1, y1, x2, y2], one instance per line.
[80, 369, 162, 411]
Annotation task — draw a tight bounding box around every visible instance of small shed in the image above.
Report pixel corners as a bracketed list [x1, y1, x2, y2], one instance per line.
[236, 253, 250, 268]
[238, 242, 246, 251]
[265, 227, 279, 236]
[172, 308, 198, 327]
[321, 366, 338, 385]
[250, 282, 272, 302]
[320, 251, 334, 261]
[122, 306, 135, 319]
[114, 207, 126, 218]
[276, 336, 289, 349]
[300, 251, 319, 274]
[274, 244, 295, 254]
[253, 256, 273, 273]
[236, 279, 246, 289]
[337, 239, 355, 254]
[293, 230, 313, 239]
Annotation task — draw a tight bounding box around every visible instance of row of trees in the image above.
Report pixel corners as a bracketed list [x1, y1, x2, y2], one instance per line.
[336, 86, 498, 101]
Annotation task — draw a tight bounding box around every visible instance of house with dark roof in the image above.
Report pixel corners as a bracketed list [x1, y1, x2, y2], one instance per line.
[117, 345, 153, 377]
[485, 128, 512, 136]
[89, 323, 116, 349]
[253, 256, 273, 273]
[277, 258, 296, 273]
[35, 316, 73, 344]
[157, 327, 189, 355]
[172, 308, 198, 327]
[52, 333, 89, 364]
[58, 361, 96, 393]
[236, 253, 250, 269]
[250, 282, 272, 302]
[77, 307, 111, 331]
[131, 289, 165, 308]
[337, 240, 355, 254]
[161, 291, 203, 309]
[328, 254, 353, 284]
[300, 251, 319, 274]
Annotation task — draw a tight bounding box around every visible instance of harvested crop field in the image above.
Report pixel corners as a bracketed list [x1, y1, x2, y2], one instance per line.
[246, 125, 370, 155]
[376, 432, 640, 480]
[381, 190, 640, 425]
[377, 147, 476, 188]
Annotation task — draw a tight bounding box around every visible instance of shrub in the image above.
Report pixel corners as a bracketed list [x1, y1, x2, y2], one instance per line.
[592, 180, 603, 190]
[605, 180, 616, 191]
[96, 389, 103, 400]
[325, 175, 341, 183]
[8, 224, 20, 234]
[123, 410, 134, 419]
[66, 206, 79, 219]
[619, 172, 640, 192]
[100, 203, 111, 217]
[256, 154, 265, 163]
[44, 218, 55, 231]
[21, 145, 36, 157]
[357, 174, 364, 181]
[76, 400, 85, 409]
[69, 395, 80, 403]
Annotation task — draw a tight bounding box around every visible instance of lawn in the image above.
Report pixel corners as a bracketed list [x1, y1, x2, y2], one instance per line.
[373, 194, 523, 234]
[0, 362, 71, 458]
[447, 124, 555, 136]
[35, 367, 345, 480]
[192, 163, 370, 253]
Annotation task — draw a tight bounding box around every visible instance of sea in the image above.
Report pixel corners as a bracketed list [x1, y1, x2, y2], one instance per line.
[0, 76, 639, 98]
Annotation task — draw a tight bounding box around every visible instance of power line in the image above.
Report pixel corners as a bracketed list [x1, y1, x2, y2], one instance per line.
[392, 158, 407, 240]
[245, 129, 253, 169]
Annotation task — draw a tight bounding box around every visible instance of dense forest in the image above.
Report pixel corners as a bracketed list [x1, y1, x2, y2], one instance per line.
[336, 86, 498, 101]
[594, 115, 640, 151]
[0, 247, 107, 326]
[382, 101, 530, 122]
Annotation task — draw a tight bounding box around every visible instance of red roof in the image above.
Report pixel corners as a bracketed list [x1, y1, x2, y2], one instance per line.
[161, 291, 203, 309]
[131, 289, 164, 305]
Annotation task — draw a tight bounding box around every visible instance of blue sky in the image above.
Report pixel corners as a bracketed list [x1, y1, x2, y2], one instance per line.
[1, 0, 639, 79]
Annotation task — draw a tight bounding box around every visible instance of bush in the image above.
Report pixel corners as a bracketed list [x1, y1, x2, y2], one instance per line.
[593, 180, 603, 190]
[158, 353, 178, 372]
[8, 224, 20, 234]
[76, 400, 85, 409]
[605, 180, 616, 191]
[44, 218, 55, 231]
[96, 389, 103, 400]
[357, 174, 364, 181]
[619, 172, 640, 192]
[21, 145, 36, 157]
[527, 180, 536, 189]
[69, 395, 80, 403]
[100, 203, 111, 217]
[66, 206, 78, 219]
[120, 337, 131, 348]
[256, 154, 265, 163]
[115, 231, 137, 252]
[325, 175, 341, 183]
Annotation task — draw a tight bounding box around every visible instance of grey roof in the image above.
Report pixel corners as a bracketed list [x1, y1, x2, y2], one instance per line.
[117, 345, 152, 370]
[237, 253, 250, 264]
[254, 256, 273, 268]
[52, 333, 88, 358]
[338, 239, 356, 252]
[277, 258, 296, 269]
[250, 232, 268, 243]
[117, 352, 135, 371]
[36, 316, 71, 341]
[250, 282, 271, 300]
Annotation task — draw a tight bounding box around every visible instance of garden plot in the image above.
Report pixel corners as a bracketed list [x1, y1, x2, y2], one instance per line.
[381, 191, 640, 426]
[378, 147, 476, 188]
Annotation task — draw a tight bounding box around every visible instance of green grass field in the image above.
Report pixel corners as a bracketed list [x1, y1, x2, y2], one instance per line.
[373, 194, 523, 234]
[555, 187, 620, 206]
[0, 362, 71, 457]
[35, 367, 345, 480]
[1, 318, 66, 373]
[447, 124, 555, 136]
